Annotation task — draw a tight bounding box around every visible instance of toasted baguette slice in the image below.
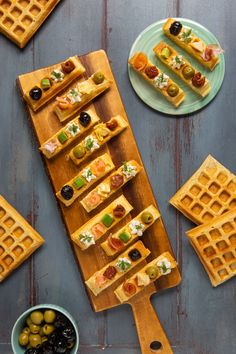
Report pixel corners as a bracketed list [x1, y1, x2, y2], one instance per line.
[163, 18, 220, 71]
[129, 52, 185, 107]
[71, 195, 133, 250]
[101, 205, 160, 256]
[69, 115, 128, 166]
[80, 160, 142, 213]
[114, 252, 177, 302]
[39, 109, 100, 159]
[22, 56, 85, 111]
[153, 41, 211, 97]
[85, 241, 150, 296]
[54, 72, 112, 122]
[56, 153, 115, 207]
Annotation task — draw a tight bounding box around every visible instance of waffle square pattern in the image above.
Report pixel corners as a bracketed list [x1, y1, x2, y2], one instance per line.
[0, 195, 44, 282]
[170, 155, 236, 225]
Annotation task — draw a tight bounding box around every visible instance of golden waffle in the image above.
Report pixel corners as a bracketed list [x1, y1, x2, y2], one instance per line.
[114, 252, 177, 303]
[153, 41, 211, 97]
[0, 0, 61, 48]
[186, 209, 236, 286]
[101, 205, 160, 256]
[0, 195, 44, 282]
[129, 52, 185, 107]
[71, 195, 133, 250]
[85, 240, 150, 296]
[170, 155, 236, 225]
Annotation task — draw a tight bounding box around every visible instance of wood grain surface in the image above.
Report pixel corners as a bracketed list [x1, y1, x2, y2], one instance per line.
[0, 1, 235, 354]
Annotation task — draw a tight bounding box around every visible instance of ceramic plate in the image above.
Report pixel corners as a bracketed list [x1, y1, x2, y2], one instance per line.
[128, 18, 225, 115]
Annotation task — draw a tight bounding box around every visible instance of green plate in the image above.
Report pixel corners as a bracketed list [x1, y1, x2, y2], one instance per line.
[128, 18, 225, 115]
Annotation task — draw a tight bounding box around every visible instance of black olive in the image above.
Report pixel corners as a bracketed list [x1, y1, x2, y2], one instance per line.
[40, 342, 54, 354]
[54, 313, 70, 329]
[29, 87, 42, 100]
[61, 185, 74, 200]
[169, 21, 182, 36]
[128, 248, 141, 261]
[25, 348, 41, 354]
[61, 326, 76, 343]
[54, 337, 68, 353]
[79, 112, 91, 127]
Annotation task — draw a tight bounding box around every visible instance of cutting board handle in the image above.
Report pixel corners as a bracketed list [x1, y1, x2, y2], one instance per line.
[130, 295, 173, 354]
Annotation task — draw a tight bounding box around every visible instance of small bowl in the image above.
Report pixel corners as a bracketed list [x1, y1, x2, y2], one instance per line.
[11, 304, 79, 354]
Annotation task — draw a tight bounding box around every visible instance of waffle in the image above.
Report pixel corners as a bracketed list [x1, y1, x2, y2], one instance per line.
[0, 195, 44, 282]
[56, 153, 115, 207]
[39, 109, 100, 159]
[85, 240, 150, 296]
[69, 115, 128, 166]
[0, 0, 61, 48]
[20, 55, 85, 112]
[153, 41, 211, 97]
[163, 18, 221, 71]
[114, 252, 177, 303]
[186, 209, 236, 286]
[101, 205, 160, 256]
[80, 160, 142, 213]
[54, 71, 112, 122]
[71, 195, 133, 250]
[129, 52, 185, 107]
[170, 155, 236, 225]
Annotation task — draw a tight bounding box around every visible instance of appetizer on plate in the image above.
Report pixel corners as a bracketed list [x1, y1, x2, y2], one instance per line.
[56, 153, 115, 207]
[0, 195, 44, 282]
[85, 240, 150, 296]
[186, 210, 236, 286]
[39, 110, 100, 159]
[71, 195, 133, 250]
[129, 52, 185, 107]
[69, 115, 128, 166]
[153, 41, 211, 97]
[163, 18, 223, 71]
[101, 205, 160, 256]
[80, 160, 142, 213]
[54, 71, 112, 122]
[114, 252, 177, 302]
[24, 56, 85, 111]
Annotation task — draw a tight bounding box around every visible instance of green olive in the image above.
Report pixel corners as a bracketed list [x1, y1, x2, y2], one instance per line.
[22, 327, 31, 335]
[44, 309, 56, 323]
[30, 311, 44, 325]
[41, 336, 48, 344]
[182, 65, 195, 80]
[141, 211, 154, 224]
[42, 324, 55, 336]
[29, 323, 40, 334]
[73, 145, 86, 159]
[146, 266, 159, 279]
[26, 317, 32, 326]
[167, 84, 179, 97]
[19, 332, 29, 347]
[93, 72, 105, 84]
[161, 47, 171, 59]
[29, 334, 42, 348]
[39, 327, 44, 337]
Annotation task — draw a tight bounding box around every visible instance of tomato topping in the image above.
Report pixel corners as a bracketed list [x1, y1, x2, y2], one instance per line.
[133, 53, 148, 71]
[108, 234, 124, 250]
[113, 204, 126, 218]
[91, 223, 106, 237]
[123, 282, 137, 296]
[103, 266, 117, 280]
[84, 191, 101, 208]
[145, 65, 159, 79]
[110, 174, 124, 189]
[192, 72, 205, 88]
[91, 158, 106, 175]
[106, 119, 118, 131]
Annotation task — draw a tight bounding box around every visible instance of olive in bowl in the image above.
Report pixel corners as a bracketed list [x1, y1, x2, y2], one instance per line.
[11, 304, 79, 354]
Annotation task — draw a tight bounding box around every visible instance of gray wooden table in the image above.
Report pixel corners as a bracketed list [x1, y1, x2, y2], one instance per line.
[0, 1, 235, 353]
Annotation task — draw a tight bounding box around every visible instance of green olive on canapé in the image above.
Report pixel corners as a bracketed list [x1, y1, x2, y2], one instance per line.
[182, 65, 195, 80]
[167, 84, 179, 97]
[161, 47, 171, 59]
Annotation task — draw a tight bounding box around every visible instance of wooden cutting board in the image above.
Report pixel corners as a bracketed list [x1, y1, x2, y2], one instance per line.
[17, 49, 181, 354]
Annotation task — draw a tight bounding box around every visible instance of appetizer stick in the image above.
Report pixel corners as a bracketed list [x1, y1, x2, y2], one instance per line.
[153, 41, 211, 97]
[85, 241, 150, 296]
[39, 110, 100, 159]
[54, 71, 112, 122]
[101, 205, 160, 256]
[56, 153, 115, 207]
[114, 252, 177, 302]
[71, 195, 133, 250]
[163, 18, 222, 71]
[129, 52, 185, 107]
[69, 115, 128, 166]
[80, 161, 142, 213]
[23, 56, 85, 111]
